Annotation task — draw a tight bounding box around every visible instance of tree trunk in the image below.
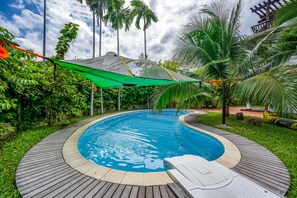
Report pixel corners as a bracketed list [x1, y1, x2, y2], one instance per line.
[226, 105, 230, 117]
[99, 16, 103, 114]
[43, 0, 46, 62]
[117, 29, 120, 55]
[90, 10, 96, 116]
[99, 16, 102, 56]
[144, 29, 147, 59]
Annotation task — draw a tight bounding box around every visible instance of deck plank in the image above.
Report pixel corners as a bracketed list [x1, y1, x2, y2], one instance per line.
[112, 184, 125, 198]
[122, 186, 133, 198]
[145, 186, 153, 198]
[84, 180, 106, 197]
[103, 183, 120, 198]
[29, 173, 81, 197]
[153, 186, 161, 198]
[137, 186, 145, 198]
[43, 175, 86, 198]
[159, 186, 170, 198]
[94, 182, 113, 197]
[63, 177, 95, 198]
[73, 179, 101, 198]
[167, 183, 189, 198]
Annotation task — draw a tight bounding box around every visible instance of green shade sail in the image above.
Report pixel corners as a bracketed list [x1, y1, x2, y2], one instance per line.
[48, 52, 198, 89]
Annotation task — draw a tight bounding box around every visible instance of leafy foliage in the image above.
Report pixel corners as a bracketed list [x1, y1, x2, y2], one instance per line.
[130, 0, 158, 30]
[0, 25, 153, 134]
[55, 22, 79, 60]
[274, 0, 297, 26]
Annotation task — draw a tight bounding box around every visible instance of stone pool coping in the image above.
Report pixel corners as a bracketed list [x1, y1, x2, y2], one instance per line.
[63, 110, 241, 186]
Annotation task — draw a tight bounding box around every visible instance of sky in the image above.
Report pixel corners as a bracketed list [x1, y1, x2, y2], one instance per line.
[0, 0, 263, 61]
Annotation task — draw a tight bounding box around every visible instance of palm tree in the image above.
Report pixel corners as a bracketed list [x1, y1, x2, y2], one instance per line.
[76, 0, 99, 116]
[153, 0, 297, 118]
[130, 0, 158, 59]
[104, 0, 130, 54]
[92, 0, 108, 114]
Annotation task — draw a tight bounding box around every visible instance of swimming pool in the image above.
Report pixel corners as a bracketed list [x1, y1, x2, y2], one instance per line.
[78, 110, 224, 172]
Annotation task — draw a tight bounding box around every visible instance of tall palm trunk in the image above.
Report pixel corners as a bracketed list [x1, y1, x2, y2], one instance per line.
[117, 29, 120, 54]
[43, 0, 46, 61]
[116, 29, 120, 111]
[144, 29, 147, 59]
[99, 16, 104, 114]
[143, 18, 147, 59]
[90, 10, 96, 116]
[99, 16, 102, 56]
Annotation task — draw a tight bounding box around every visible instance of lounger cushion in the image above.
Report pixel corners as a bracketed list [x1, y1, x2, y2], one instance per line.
[164, 155, 281, 198]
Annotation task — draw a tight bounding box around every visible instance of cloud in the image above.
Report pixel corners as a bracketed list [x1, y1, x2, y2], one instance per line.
[1, 0, 264, 61]
[9, 0, 25, 10]
[0, 14, 21, 36]
[12, 9, 43, 30]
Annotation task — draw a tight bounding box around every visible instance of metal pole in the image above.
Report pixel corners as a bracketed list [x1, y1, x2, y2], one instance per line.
[118, 88, 121, 111]
[100, 88, 103, 114]
[43, 0, 46, 61]
[90, 10, 95, 116]
[222, 80, 226, 127]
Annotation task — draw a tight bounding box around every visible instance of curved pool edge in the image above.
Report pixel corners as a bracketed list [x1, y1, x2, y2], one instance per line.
[62, 110, 174, 186]
[63, 110, 240, 186]
[178, 113, 241, 168]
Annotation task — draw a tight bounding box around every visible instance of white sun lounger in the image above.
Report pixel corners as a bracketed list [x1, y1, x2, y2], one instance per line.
[164, 155, 282, 198]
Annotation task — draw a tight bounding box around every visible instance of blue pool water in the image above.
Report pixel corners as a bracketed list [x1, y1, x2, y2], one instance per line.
[78, 110, 224, 172]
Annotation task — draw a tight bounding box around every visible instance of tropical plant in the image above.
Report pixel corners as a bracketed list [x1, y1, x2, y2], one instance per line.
[104, 0, 131, 54]
[153, 0, 297, 117]
[0, 25, 90, 129]
[130, 0, 158, 59]
[154, 0, 243, 113]
[55, 22, 79, 60]
[274, 0, 297, 26]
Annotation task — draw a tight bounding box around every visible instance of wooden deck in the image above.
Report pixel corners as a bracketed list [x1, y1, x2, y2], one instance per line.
[16, 113, 290, 197]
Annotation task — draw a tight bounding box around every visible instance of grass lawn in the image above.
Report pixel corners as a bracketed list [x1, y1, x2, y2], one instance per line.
[0, 117, 89, 198]
[197, 112, 297, 198]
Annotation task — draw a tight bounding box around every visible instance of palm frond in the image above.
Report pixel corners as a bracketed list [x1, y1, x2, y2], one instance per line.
[236, 65, 297, 117]
[152, 83, 214, 110]
[275, 0, 297, 26]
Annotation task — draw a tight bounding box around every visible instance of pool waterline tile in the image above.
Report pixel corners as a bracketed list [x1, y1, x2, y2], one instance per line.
[63, 110, 241, 186]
